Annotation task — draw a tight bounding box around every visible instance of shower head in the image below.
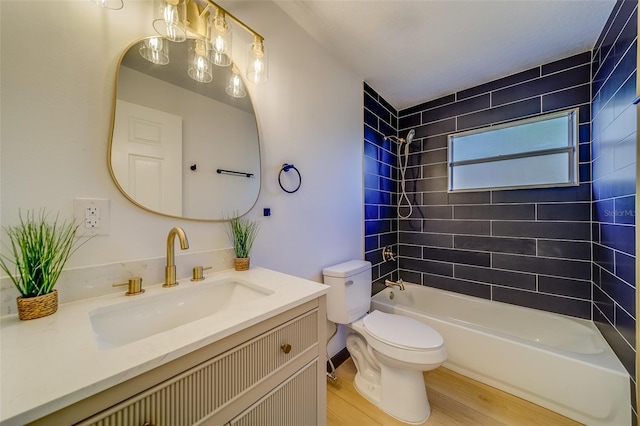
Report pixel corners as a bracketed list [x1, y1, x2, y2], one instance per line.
[384, 129, 416, 145]
[405, 129, 415, 145]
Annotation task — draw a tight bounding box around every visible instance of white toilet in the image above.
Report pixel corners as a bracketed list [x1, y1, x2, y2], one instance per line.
[323, 260, 447, 424]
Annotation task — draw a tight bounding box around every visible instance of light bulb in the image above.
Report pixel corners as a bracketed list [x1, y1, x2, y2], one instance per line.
[214, 34, 226, 52]
[163, 4, 178, 38]
[252, 58, 263, 73]
[246, 38, 268, 84]
[226, 68, 246, 98]
[188, 39, 212, 83]
[209, 11, 232, 67]
[153, 0, 186, 42]
[139, 37, 169, 65]
[249, 56, 265, 83]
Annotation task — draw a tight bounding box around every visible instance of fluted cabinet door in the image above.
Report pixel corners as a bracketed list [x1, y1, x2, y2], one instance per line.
[229, 360, 318, 426]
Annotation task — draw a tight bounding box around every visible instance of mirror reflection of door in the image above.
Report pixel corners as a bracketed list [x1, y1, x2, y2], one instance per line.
[112, 99, 183, 216]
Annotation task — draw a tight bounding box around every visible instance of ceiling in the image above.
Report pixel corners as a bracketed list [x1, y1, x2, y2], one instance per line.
[274, 0, 617, 111]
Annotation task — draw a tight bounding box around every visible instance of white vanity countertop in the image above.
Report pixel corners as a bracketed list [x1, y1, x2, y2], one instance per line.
[0, 267, 328, 425]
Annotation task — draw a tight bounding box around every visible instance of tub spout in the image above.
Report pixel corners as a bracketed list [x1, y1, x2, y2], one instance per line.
[385, 278, 405, 291]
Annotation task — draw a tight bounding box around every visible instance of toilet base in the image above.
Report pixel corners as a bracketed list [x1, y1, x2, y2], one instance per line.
[347, 333, 431, 424]
[353, 367, 430, 425]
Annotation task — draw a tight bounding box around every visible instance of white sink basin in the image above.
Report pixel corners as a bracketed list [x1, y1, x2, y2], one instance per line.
[89, 278, 274, 349]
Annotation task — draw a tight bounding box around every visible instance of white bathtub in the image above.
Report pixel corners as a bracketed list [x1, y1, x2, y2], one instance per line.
[370, 283, 631, 426]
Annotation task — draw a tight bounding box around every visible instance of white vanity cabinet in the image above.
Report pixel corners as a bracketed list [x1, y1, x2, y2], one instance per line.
[30, 298, 326, 426]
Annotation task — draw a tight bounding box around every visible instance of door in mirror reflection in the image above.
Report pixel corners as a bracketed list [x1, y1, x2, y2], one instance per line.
[112, 100, 183, 216]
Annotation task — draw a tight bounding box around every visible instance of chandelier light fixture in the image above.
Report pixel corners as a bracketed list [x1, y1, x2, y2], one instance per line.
[95, 0, 268, 89]
[151, 0, 268, 86]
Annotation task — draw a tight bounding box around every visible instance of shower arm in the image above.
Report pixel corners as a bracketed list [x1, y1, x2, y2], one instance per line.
[383, 135, 407, 144]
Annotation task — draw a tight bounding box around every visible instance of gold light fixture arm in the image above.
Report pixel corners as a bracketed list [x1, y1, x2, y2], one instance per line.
[201, 0, 264, 41]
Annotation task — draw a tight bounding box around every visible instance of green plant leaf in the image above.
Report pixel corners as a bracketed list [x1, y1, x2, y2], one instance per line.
[0, 209, 91, 297]
[225, 213, 261, 259]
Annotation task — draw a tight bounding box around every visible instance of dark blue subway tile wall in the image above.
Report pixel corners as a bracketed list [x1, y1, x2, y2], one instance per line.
[363, 82, 399, 290]
[592, 0, 637, 387]
[388, 51, 594, 320]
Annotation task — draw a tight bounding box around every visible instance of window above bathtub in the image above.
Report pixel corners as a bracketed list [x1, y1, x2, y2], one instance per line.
[447, 109, 579, 192]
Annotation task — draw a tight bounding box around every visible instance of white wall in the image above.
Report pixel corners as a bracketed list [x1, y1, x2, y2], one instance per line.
[0, 1, 362, 293]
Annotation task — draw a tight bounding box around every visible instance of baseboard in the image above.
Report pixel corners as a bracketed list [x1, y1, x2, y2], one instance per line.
[327, 347, 350, 373]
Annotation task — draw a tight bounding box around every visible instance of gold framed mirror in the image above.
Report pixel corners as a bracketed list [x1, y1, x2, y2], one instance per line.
[108, 37, 261, 221]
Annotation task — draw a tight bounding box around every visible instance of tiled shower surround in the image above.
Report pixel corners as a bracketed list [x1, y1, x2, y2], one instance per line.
[592, 0, 638, 394]
[364, 0, 636, 419]
[366, 51, 594, 317]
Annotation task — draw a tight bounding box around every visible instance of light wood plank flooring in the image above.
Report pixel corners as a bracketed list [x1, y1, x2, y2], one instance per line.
[327, 358, 582, 426]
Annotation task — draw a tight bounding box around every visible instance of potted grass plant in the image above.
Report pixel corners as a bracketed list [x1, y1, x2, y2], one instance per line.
[226, 215, 260, 271]
[0, 209, 87, 320]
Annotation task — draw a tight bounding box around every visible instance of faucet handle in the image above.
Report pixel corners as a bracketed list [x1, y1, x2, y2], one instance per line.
[382, 245, 396, 262]
[191, 266, 212, 281]
[113, 277, 144, 296]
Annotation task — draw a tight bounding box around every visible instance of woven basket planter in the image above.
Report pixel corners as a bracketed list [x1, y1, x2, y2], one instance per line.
[16, 289, 58, 320]
[234, 257, 250, 271]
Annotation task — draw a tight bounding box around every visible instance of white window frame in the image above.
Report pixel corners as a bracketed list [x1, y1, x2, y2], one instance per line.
[447, 108, 579, 192]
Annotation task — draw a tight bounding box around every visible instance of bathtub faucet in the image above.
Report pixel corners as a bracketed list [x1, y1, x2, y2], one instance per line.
[385, 279, 405, 291]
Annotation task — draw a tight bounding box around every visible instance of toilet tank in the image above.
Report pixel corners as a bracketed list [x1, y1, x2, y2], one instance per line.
[322, 260, 372, 324]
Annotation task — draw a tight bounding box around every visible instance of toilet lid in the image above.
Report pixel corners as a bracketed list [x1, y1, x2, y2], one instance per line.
[363, 310, 443, 350]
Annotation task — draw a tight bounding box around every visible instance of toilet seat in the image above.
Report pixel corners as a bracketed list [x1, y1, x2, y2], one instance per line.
[350, 311, 447, 367]
[363, 310, 444, 350]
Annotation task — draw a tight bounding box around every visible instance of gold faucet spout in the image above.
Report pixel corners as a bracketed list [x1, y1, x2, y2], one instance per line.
[384, 278, 405, 291]
[164, 227, 189, 287]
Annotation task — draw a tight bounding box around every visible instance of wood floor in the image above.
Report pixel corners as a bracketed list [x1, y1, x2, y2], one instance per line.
[327, 358, 582, 426]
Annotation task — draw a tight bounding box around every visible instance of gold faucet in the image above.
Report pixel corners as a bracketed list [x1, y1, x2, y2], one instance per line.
[163, 227, 189, 287]
[385, 278, 405, 291]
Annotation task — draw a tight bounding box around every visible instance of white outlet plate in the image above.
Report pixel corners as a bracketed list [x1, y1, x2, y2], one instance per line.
[74, 198, 110, 236]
